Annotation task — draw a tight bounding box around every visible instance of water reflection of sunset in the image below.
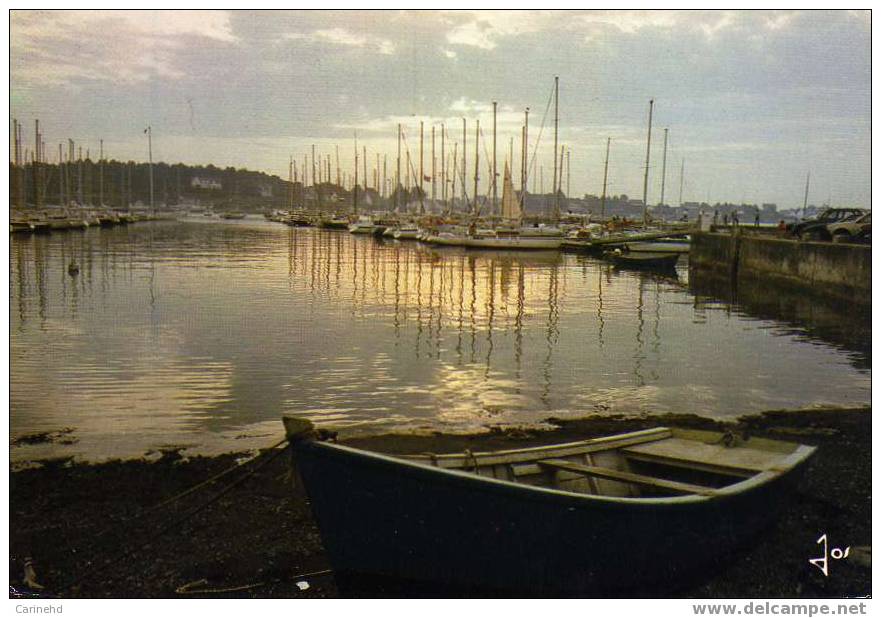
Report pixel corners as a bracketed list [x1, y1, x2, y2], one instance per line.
[10, 220, 870, 461]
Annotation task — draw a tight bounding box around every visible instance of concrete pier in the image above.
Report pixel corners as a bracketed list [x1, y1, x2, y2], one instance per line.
[689, 230, 871, 306]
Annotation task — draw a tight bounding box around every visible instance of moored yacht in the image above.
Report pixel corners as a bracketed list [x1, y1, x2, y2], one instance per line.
[348, 215, 377, 234]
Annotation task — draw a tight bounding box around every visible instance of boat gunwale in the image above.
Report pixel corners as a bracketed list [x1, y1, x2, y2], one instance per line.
[405, 426, 672, 463]
[293, 430, 816, 506]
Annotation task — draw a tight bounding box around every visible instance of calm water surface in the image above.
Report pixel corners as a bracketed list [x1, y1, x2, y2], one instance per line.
[10, 218, 870, 461]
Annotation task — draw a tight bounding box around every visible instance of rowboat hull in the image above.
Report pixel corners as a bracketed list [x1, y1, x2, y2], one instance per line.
[10, 221, 34, 233]
[607, 251, 681, 270]
[320, 219, 350, 230]
[292, 436, 810, 595]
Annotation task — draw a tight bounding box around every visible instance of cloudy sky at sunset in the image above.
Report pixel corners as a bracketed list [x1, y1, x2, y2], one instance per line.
[10, 10, 871, 209]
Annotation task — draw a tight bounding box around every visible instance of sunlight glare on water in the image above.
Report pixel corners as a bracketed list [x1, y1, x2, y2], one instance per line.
[10, 218, 870, 461]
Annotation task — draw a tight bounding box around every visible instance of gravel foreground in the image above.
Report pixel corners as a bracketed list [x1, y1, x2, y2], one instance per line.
[9, 407, 871, 599]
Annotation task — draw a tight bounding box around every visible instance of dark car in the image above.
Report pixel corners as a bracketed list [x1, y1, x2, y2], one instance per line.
[789, 208, 867, 241]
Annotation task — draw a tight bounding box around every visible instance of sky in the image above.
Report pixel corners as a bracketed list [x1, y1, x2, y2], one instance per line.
[10, 9, 871, 209]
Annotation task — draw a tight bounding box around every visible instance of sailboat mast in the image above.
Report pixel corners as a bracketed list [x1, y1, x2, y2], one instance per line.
[522, 108, 529, 201]
[78, 146, 83, 206]
[288, 156, 294, 210]
[14, 120, 23, 208]
[441, 124, 445, 209]
[34, 119, 41, 209]
[520, 126, 526, 206]
[802, 171, 811, 218]
[59, 143, 65, 207]
[335, 145, 340, 187]
[380, 154, 385, 200]
[552, 76, 559, 221]
[473, 119, 480, 215]
[558, 149, 564, 191]
[353, 133, 359, 216]
[147, 125, 154, 211]
[451, 142, 458, 210]
[492, 101, 497, 217]
[558, 148, 564, 215]
[396, 124, 401, 211]
[311, 145, 316, 188]
[642, 99, 654, 226]
[419, 121, 424, 207]
[12, 120, 18, 207]
[566, 147, 570, 202]
[462, 118, 467, 205]
[431, 124, 436, 212]
[659, 128, 668, 206]
[601, 137, 610, 220]
[67, 138, 73, 208]
[509, 136, 513, 175]
[99, 139, 104, 206]
[678, 158, 684, 207]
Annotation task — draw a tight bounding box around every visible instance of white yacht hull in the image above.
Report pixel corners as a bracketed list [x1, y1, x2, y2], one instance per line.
[464, 236, 563, 250]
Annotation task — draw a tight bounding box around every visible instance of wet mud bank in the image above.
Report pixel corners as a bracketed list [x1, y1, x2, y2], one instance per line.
[9, 407, 870, 598]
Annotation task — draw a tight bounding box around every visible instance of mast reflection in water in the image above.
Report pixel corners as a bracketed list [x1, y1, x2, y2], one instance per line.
[10, 219, 870, 461]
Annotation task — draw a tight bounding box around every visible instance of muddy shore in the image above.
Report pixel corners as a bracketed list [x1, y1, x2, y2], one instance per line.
[9, 408, 871, 598]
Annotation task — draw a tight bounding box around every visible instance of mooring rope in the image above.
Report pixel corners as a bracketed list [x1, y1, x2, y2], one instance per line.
[174, 568, 334, 596]
[145, 437, 289, 514]
[59, 440, 290, 595]
[58, 436, 290, 558]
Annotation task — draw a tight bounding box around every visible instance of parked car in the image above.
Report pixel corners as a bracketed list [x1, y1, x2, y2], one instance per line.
[827, 212, 871, 244]
[789, 208, 867, 241]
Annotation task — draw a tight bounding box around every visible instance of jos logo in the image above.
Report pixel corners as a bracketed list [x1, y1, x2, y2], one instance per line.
[809, 533, 850, 577]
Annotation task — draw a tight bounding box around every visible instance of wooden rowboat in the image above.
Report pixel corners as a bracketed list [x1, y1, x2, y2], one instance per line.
[283, 417, 815, 595]
[604, 250, 681, 270]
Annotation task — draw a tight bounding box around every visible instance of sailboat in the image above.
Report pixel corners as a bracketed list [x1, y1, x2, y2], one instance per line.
[463, 163, 563, 250]
[348, 214, 378, 234]
[392, 222, 421, 240]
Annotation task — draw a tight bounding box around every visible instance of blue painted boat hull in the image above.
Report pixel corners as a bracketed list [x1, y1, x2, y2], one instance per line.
[292, 440, 807, 595]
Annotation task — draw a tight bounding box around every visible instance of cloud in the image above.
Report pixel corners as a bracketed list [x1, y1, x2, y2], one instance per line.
[764, 11, 801, 31]
[13, 10, 236, 44]
[8, 10, 870, 209]
[444, 10, 557, 50]
[284, 26, 396, 55]
[11, 10, 236, 86]
[443, 10, 807, 50]
[575, 10, 682, 34]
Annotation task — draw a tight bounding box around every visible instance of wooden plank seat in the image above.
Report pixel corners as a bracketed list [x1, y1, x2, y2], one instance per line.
[622, 437, 784, 477]
[537, 458, 719, 497]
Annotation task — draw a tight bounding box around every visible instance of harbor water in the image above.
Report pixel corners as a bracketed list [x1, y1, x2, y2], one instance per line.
[10, 217, 870, 462]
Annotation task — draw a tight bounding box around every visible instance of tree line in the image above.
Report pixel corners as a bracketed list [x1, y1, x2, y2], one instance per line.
[8, 160, 297, 210]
